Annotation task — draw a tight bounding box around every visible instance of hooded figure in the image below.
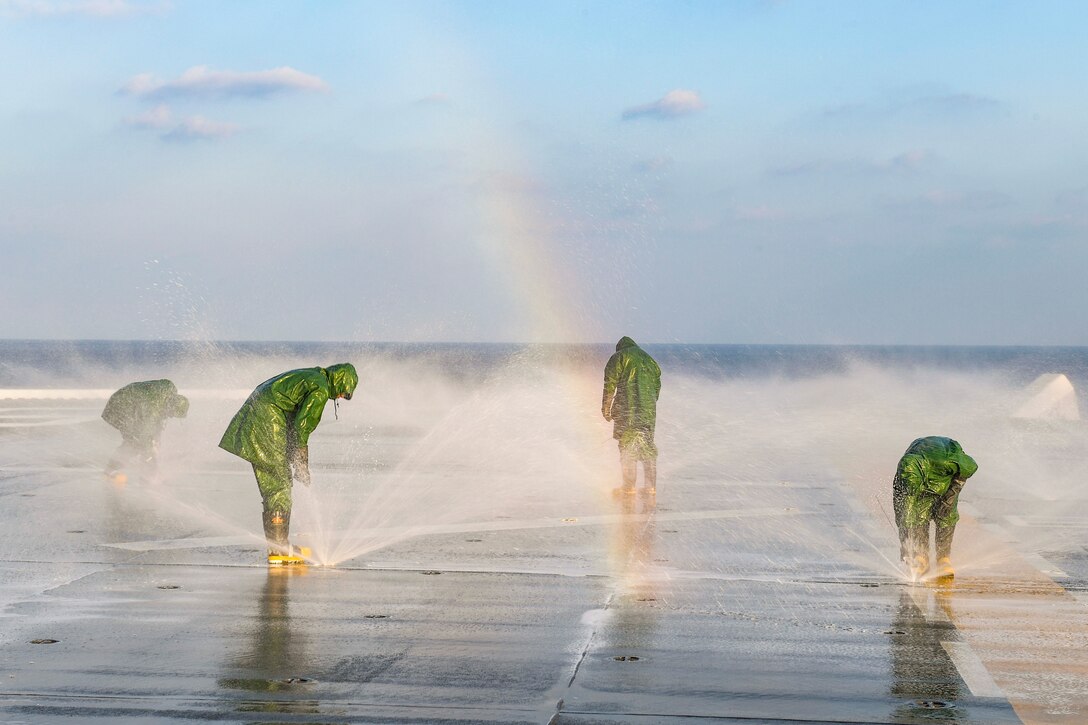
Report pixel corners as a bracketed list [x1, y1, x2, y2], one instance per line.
[602, 337, 661, 495]
[219, 363, 358, 559]
[102, 379, 189, 478]
[892, 436, 978, 579]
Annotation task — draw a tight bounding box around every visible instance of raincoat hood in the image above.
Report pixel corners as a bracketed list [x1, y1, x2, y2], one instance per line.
[894, 436, 978, 530]
[171, 394, 190, 418]
[326, 363, 359, 400]
[616, 336, 637, 352]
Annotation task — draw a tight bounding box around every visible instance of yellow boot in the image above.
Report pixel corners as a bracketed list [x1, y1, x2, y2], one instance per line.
[264, 511, 310, 565]
[268, 546, 312, 566]
[910, 554, 929, 579]
[936, 556, 954, 579]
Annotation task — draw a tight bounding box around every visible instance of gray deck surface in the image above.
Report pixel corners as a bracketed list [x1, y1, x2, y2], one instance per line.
[1, 395, 1086, 724]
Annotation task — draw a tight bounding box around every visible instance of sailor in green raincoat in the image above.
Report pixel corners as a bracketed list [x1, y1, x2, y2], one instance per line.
[219, 363, 358, 557]
[102, 379, 189, 480]
[602, 337, 661, 495]
[892, 436, 978, 578]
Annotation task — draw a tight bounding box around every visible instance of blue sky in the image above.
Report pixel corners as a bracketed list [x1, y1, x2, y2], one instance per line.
[1, 0, 1086, 343]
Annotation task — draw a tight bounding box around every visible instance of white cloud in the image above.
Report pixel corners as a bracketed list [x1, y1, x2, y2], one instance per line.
[0, 0, 168, 17]
[622, 89, 706, 121]
[123, 103, 171, 129]
[163, 116, 240, 141]
[121, 65, 329, 100]
[122, 104, 238, 140]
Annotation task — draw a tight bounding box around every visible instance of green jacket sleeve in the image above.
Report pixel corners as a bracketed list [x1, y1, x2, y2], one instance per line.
[602, 355, 621, 416]
[955, 451, 978, 481]
[293, 389, 329, 447]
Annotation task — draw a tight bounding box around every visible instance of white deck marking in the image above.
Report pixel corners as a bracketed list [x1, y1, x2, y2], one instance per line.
[0, 417, 102, 428]
[681, 480, 826, 489]
[105, 534, 260, 551]
[0, 388, 250, 400]
[0, 389, 115, 400]
[1007, 515, 1088, 529]
[1019, 552, 1069, 579]
[941, 641, 1006, 698]
[0, 466, 253, 477]
[909, 587, 951, 623]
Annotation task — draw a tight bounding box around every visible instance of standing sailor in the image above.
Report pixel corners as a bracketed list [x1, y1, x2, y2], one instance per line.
[220, 363, 358, 564]
[601, 337, 662, 496]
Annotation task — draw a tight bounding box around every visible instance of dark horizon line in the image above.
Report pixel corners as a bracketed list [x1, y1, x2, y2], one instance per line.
[2, 338, 1087, 350]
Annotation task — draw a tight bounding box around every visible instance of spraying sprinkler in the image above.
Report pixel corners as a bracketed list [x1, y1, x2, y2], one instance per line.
[268, 545, 313, 567]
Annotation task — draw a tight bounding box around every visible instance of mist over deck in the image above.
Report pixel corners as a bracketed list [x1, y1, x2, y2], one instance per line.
[1, 343, 1086, 723]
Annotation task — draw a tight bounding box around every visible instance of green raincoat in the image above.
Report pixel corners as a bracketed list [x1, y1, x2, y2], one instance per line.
[219, 364, 358, 512]
[102, 379, 189, 449]
[893, 436, 978, 530]
[219, 365, 358, 468]
[602, 337, 661, 460]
